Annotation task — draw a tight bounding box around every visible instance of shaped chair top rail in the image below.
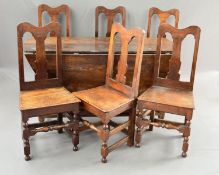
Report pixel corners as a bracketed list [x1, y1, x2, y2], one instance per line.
[95, 6, 126, 37]
[154, 23, 201, 91]
[147, 7, 179, 38]
[38, 4, 71, 37]
[106, 23, 145, 98]
[17, 22, 62, 91]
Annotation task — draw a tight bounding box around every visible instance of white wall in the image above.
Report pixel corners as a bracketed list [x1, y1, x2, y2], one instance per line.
[0, 0, 219, 73]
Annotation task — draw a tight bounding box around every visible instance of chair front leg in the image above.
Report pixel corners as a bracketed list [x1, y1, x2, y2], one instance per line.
[72, 112, 79, 151]
[182, 115, 192, 157]
[127, 107, 136, 146]
[135, 109, 143, 148]
[22, 115, 31, 161]
[101, 124, 109, 163]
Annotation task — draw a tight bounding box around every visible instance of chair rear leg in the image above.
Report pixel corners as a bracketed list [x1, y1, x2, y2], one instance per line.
[148, 110, 154, 131]
[58, 113, 64, 134]
[22, 116, 31, 161]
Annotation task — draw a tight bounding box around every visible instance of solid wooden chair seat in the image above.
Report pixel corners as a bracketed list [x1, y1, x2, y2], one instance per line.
[138, 86, 194, 109]
[20, 87, 80, 111]
[73, 86, 133, 113]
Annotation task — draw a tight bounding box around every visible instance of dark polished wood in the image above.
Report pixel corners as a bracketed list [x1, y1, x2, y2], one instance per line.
[147, 7, 179, 38]
[73, 23, 145, 163]
[95, 6, 126, 37]
[38, 4, 71, 37]
[136, 24, 201, 158]
[17, 22, 80, 161]
[24, 37, 173, 95]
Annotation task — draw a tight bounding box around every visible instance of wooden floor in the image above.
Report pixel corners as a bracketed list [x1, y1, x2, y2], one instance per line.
[0, 68, 219, 175]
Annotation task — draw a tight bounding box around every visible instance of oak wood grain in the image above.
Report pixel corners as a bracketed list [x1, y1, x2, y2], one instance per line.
[24, 37, 172, 54]
[20, 87, 80, 111]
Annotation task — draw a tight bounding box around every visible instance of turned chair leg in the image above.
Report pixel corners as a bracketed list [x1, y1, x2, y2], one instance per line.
[135, 127, 142, 148]
[127, 107, 136, 146]
[182, 118, 187, 137]
[72, 112, 79, 152]
[22, 117, 31, 161]
[147, 110, 154, 131]
[58, 113, 64, 134]
[101, 124, 109, 163]
[182, 116, 192, 157]
[135, 110, 143, 148]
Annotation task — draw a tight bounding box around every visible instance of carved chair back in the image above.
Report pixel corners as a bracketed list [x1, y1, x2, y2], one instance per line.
[154, 23, 201, 91]
[38, 4, 71, 37]
[17, 22, 62, 91]
[147, 7, 179, 38]
[106, 23, 145, 98]
[95, 6, 126, 37]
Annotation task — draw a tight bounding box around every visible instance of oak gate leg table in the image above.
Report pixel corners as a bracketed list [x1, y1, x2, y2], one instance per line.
[24, 37, 172, 131]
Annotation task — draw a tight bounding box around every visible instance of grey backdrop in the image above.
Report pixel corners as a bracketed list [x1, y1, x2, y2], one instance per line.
[1, 1, 219, 175]
[0, 0, 219, 73]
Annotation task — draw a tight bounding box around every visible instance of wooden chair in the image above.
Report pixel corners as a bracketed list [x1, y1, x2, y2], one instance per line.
[147, 7, 179, 38]
[38, 4, 71, 37]
[95, 6, 126, 37]
[135, 23, 201, 157]
[73, 23, 145, 163]
[17, 22, 80, 161]
[146, 7, 180, 120]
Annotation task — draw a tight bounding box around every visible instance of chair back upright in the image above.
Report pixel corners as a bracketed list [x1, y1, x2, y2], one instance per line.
[154, 23, 201, 91]
[95, 6, 126, 37]
[147, 7, 179, 38]
[38, 4, 71, 37]
[106, 23, 145, 98]
[17, 22, 62, 91]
